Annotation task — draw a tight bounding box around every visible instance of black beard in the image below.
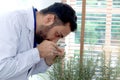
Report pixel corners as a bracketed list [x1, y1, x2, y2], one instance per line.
[35, 34, 44, 44]
[35, 23, 55, 44]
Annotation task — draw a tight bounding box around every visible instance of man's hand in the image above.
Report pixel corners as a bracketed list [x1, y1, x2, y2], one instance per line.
[37, 40, 64, 66]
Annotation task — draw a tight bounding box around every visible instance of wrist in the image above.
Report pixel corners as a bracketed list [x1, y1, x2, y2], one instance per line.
[37, 46, 43, 58]
[44, 58, 52, 66]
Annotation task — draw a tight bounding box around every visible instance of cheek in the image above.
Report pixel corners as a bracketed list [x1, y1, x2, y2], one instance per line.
[46, 31, 56, 40]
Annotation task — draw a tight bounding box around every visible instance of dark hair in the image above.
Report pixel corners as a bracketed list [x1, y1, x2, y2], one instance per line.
[40, 2, 77, 32]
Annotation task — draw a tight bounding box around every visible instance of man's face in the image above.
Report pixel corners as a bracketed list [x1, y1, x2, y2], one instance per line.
[36, 23, 71, 43]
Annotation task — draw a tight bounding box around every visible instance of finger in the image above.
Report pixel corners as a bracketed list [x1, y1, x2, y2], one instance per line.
[53, 50, 58, 55]
[46, 40, 62, 52]
[54, 50, 64, 57]
[51, 47, 64, 57]
[53, 44, 63, 52]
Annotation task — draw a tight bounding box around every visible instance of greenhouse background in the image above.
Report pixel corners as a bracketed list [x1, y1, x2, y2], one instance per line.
[0, 0, 120, 80]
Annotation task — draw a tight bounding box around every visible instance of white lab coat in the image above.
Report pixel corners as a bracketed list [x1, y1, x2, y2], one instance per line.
[0, 8, 49, 80]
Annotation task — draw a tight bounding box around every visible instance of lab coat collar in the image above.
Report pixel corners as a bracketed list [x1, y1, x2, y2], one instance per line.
[26, 7, 35, 31]
[26, 7, 36, 48]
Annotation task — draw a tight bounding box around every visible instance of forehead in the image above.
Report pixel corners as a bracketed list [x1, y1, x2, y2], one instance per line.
[56, 24, 71, 36]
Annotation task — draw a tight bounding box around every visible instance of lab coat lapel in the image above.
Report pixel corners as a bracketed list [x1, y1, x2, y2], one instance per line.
[28, 29, 34, 48]
[26, 8, 35, 48]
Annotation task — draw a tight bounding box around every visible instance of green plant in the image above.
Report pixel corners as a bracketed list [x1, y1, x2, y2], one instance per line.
[48, 52, 120, 80]
[49, 55, 98, 80]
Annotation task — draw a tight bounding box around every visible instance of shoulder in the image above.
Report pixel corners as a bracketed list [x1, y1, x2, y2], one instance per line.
[0, 7, 34, 22]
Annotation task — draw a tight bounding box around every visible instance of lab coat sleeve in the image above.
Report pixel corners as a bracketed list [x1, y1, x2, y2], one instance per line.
[31, 58, 49, 75]
[0, 14, 40, 79]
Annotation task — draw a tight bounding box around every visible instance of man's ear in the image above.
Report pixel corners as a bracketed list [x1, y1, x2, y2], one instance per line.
[43, 14, 55, 26]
